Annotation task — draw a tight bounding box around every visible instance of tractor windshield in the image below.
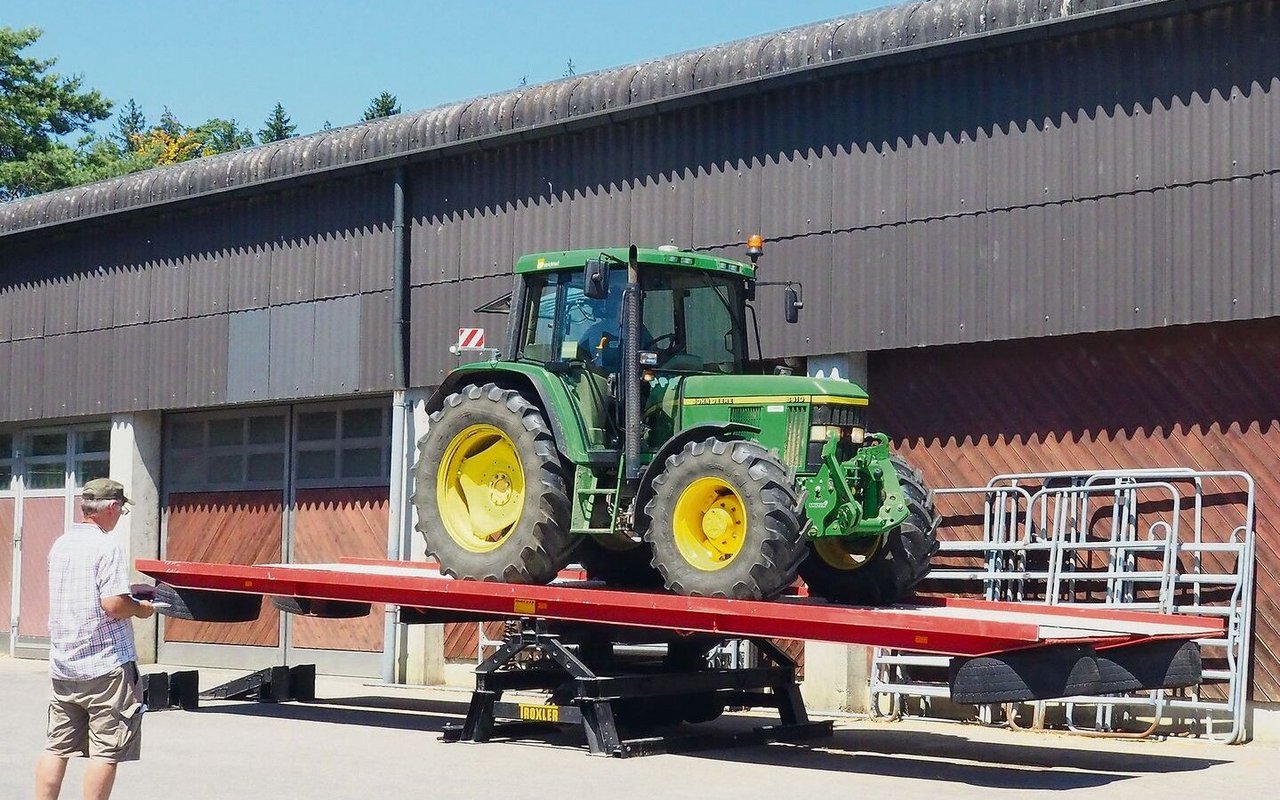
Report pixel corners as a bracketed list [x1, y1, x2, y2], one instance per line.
[640, 267, 745, 374]
[518, 264, 745, 374]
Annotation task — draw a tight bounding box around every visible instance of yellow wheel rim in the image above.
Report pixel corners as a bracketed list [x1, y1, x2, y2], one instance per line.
[813, 536, 883, 571]
[672, 477, 747, 572]
[436, 424, 526, 553]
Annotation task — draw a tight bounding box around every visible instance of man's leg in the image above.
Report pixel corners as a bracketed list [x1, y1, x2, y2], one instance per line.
[34, 753, 68, 800]
[83, 760, 118, 800]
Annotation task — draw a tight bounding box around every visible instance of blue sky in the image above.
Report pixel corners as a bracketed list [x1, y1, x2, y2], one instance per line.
[8, 0, 885, 139]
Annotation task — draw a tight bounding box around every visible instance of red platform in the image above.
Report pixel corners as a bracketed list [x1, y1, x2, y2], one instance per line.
[136, 557, 1221, 658]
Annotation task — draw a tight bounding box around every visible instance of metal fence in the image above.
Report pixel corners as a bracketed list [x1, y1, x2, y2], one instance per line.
[870, 468, 1256, 743]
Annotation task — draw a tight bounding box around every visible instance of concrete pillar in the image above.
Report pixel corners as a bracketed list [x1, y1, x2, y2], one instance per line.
[110, 412, 162, 664]
[800, 641, 873, 713]
[807, 351, 869, 388]
[391, 387, 445, 685]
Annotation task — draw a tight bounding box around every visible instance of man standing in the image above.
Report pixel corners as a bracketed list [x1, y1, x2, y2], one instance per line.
[35, 478, 155, 800]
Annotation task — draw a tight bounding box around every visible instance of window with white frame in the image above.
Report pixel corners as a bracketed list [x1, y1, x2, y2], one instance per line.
[293, 404, 391, 488]
[74, 428, 111, 487]
[165, 411, 288, 492]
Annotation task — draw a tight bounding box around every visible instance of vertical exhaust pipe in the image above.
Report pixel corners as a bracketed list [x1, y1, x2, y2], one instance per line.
[623, 245, 641, 481]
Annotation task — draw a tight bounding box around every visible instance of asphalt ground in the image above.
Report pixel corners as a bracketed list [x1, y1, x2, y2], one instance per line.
[1, 656, 1274, 799]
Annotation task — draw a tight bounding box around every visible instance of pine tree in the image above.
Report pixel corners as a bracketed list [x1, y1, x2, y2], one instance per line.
[112, 99, 146, 152]
[259, 102, 296, 142]
[157, 106, 182, 136]
[362, 92, 400, 121]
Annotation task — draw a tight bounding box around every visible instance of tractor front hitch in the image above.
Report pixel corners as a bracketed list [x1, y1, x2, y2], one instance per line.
[803, 434, 910, 539]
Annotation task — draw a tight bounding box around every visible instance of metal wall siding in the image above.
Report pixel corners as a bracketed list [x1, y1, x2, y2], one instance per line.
[829, 71, 909, 231]
[358, 290, 394, 392]
[226, 309, 271, 403]
[568, 126, 631, 249]
[75, 271, 112, 332]
[149, 252, 190, 322]
[409, 159, 463, 286]
[7, 338, 40, 418]
[628, 116, 695, 249]
[408, 284, 450, 386]
[35, 334, 66, 418]
[690, 100, 760, 249]
[267, 193, 317, 306]
[458, 151, 516, 281]
[312, 184, 361, 299]
[43, 274, 78, 336]
[759, 83, 833, 240]
[186, 226, 230, 317]
[145, 319, 186, 409]
[510, 140, 571, 256]
[116, 259, 152, 327]
[310, 296, 361, 395]
[267, 302, 316, 398]
[0, 341, 10, 418]
[115, 320, 153, 410]
[226, 201, 271, 312]
[193, 313, 229, 408]
[756, 234, 832, 359]
[357, 182, 394, 294]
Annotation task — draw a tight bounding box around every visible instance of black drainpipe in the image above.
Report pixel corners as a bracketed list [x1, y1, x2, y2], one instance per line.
[391, 167, 409, 388]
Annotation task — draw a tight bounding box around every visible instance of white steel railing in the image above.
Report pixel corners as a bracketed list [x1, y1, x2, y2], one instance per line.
[870, 468, 1256, 744]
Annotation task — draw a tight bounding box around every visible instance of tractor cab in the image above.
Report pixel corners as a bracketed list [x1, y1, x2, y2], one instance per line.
[512, 248, 751, 377]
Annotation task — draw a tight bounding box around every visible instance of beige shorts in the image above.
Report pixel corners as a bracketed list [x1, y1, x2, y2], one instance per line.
[46, 662, 144, 763]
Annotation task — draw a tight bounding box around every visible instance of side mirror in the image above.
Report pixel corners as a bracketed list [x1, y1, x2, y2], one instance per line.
[784, 284, 803, 324]
[744, 279, 757, 302]
[584, 259, 610, 300]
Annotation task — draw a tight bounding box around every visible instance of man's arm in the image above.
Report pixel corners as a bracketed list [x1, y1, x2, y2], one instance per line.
[101, 595, 155, 620]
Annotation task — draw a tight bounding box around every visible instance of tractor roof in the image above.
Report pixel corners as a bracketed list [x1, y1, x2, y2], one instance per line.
[514, 248, 756, 279]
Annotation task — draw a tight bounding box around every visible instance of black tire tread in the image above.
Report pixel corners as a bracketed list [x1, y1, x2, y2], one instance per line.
[412, 383, 576, 585]
[643, 438, 808, 601]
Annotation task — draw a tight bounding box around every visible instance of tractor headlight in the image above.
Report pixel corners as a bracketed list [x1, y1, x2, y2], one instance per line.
[848, 425, 866, 445]
[809, 425, 841, 442]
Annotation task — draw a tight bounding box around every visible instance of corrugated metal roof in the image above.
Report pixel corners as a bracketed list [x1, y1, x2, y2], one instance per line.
[0, 0, 1205, 238]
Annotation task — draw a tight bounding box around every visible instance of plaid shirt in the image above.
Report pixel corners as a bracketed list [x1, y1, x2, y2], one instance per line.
[47, 523, 137, 681]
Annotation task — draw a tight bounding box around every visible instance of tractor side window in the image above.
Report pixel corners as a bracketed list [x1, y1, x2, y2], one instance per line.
[566, 270, 625, 370]
[522, 277, 558, 362]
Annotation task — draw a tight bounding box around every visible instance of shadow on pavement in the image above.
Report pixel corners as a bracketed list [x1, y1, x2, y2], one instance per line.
[189, 694, 471, 733]
[685, 726, 1229, 790]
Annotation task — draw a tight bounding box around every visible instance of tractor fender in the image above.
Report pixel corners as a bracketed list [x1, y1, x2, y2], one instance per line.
[425, 365, 591, 464]
[632, 422, 760, 528]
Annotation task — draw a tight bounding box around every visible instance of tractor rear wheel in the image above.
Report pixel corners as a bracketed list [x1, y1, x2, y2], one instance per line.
[642, 438, 807, 600]
[798, 456, 939, 605]
[413, 383, 577, 584]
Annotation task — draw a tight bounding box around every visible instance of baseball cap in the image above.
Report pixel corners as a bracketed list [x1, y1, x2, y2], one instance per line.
[82, 478, 132, 504]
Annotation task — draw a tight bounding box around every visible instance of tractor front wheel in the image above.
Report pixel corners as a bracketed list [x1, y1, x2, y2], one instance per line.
[643, 438, 807, 600]
[413, 383, 576, 584]
[798, 455, 939, 605]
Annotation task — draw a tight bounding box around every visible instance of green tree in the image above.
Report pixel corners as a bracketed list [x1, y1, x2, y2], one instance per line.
[192, 118, 255, 154]
[362, 91, 400, 121]
[0, 26, 113, 199]
[112, 98, 147, 152]
[258, 102, 295, 142]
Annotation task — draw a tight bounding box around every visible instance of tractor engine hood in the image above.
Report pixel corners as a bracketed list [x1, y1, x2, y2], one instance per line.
[678, 374, 870, 408]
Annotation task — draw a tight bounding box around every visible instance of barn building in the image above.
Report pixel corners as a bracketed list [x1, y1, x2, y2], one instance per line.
[1, 0, 1276, 724]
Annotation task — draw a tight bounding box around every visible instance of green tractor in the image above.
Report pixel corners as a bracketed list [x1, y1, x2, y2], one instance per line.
[413, 242, 939, 604]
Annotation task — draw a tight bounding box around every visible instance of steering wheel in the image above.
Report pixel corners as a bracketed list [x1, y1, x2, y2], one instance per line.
[646, 332, 681, 355]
